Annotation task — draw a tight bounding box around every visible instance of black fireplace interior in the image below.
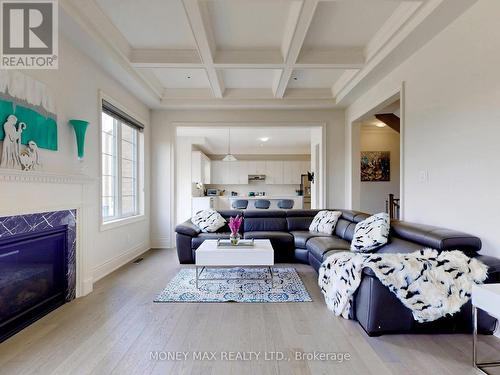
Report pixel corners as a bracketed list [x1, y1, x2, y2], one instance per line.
[0, 226, 68, 342]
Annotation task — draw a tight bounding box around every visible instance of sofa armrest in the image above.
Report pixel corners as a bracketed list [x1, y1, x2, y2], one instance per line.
[175, 220, 201, 237]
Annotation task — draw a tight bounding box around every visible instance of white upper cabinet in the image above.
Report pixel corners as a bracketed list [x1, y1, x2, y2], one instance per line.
[211, 160, 227, 184]
[192, 151, 211, 184]
[265, 161, 283, 184]
[283, 161, 302, 184]
[247, 160, 266, 175]
[228, 161, 248, 184]
[210, 159, 308, 185]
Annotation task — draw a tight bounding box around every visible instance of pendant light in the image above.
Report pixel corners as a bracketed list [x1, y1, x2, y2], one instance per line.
[222, 128, 237, 162]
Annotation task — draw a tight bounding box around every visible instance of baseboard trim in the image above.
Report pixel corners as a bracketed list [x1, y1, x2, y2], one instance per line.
[92, 242, 150, 283]
[151, 236, 172, 249]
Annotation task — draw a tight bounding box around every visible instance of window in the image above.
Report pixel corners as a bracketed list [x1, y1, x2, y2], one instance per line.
[101, 99, 144, 223]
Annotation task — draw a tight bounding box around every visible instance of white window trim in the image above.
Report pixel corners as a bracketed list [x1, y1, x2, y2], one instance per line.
[99, 91, 146, 232]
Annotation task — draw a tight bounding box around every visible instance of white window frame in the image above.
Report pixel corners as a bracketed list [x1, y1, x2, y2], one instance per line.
[99, 92, 145, 231]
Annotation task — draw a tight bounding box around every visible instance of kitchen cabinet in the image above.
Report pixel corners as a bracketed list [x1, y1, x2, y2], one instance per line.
[210, 160, 226, 184]
[247, 161, 266, 175]
[211, 159, 309, 185]
[283, 161, 302, 184]
[230, 162, 249, 184]
[192, 151, 211, 184]
[265, 161, 283, 184]
[211, 161, 247, 184]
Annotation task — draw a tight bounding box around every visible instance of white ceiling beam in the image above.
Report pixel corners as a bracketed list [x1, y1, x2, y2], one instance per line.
[273, 0, 319, 98]
[214, 49, 284, 68]
[160, 97, 338, 110]
[130, 47, 364, 69]
[130, 49, 202, 68]
[296, 48, 364, 68]
[182, 0, 225, 98]
[365, 2, 423, 61]
[163, 88, 213, 99]
[162, 88, 333, 100]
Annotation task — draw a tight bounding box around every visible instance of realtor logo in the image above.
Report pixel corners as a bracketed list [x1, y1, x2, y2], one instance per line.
[1, 0, 58, 69]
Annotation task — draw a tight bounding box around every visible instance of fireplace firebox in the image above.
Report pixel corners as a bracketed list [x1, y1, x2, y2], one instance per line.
[0, 209, 76, 342]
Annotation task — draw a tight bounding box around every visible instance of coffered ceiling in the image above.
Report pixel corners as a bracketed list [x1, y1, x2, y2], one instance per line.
[60, 0, 477, 108]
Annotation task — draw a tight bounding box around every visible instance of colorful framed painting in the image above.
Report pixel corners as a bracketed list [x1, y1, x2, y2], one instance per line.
[361, 151, 390, 182]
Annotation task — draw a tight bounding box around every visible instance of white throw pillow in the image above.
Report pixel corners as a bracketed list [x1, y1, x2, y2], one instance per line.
[191, 209, 226, 233]
[309, 210, 342, 234]
[350, 212, 390, 252]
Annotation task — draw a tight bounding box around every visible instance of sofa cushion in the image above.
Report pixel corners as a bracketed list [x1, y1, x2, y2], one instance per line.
[290, 230, 332, 249]
[334, 219, 357, 241]
[287, 216, 314, 231]
[351, 213, 390, 252]
[244, 210, 286, 218]
[192, 232, 231, 249]
[243, 231, 294, 251]
[390, 220, 482, 252]
[175, 220, 201, 237]
[243, 210, 287, 232]
[191, 209, 226, 233]
[307, 236, 350, 261]
[309, 210, 342, 234]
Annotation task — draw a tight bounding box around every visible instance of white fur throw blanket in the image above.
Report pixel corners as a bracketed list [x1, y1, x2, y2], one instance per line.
[318, 249, 488, 322]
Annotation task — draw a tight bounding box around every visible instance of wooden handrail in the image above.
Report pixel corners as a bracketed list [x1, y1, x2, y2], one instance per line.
[386, 193, 400, 219]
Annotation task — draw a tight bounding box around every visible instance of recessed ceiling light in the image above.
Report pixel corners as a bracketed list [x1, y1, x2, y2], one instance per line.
[373, 121, 385, 128]
[259, 137, 270, 142]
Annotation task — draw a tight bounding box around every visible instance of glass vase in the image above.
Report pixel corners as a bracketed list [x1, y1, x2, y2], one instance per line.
[230, 232, 240, 245]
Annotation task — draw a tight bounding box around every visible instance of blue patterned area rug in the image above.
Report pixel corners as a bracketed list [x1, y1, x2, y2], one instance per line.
[154, 267, 312, 303]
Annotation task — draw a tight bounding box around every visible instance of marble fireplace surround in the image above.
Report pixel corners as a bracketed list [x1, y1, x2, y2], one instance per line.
[0, 210, 77, 300]
[0, 169, 95, 298]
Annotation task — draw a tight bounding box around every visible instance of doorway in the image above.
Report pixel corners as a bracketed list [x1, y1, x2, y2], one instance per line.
[349, 89, 404, 219]
[173, 123, 326, 225]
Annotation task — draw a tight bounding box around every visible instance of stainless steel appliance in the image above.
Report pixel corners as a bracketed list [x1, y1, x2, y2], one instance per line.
[248, 175, 266, 182]
[206, 189, 219, 196]
[301, 174, 311, 209]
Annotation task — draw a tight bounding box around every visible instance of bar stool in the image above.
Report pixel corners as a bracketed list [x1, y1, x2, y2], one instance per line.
[232, 199, 248, 209]
[254, 199, 271, 209]
[277, 199, 294, 209]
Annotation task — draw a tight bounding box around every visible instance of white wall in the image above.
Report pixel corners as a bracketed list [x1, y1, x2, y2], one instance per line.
[360, 126, 400, 214]
[151, 109, 345, 248]
[0, 36, 151, 287]
[346, 0, 500, 257]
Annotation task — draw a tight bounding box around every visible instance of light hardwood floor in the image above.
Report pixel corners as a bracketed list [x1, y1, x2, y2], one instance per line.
[0, 248, 498, 375]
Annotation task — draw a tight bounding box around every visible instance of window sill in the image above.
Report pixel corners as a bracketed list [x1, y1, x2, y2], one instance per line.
[100, 214, 146, 232]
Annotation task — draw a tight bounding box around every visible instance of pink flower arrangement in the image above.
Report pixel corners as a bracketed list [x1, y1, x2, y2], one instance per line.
[228, 215, 243, 235]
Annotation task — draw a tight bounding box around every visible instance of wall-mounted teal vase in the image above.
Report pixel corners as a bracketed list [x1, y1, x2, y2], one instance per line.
[69, 119, 89, 160]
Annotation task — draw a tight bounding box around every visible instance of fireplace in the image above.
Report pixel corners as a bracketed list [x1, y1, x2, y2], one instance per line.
[0, 210, 76, 342]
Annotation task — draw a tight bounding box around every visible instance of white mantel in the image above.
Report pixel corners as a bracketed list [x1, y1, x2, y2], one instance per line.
[0, 168, 96, 297]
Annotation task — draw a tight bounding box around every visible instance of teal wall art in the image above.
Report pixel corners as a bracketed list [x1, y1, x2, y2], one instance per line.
[0, 71, 58, 151]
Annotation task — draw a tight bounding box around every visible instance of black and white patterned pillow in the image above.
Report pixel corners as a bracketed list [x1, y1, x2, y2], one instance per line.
[191, 209, 226, 233]
[309, 210, 342, 234]
[351, 212, 390, 252]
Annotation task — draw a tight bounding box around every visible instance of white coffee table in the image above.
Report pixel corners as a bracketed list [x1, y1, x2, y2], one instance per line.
[195, 239, 274, 289]
[472, 283, 500, 374]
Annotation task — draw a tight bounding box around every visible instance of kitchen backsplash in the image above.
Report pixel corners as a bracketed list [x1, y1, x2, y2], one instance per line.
[205, 183, 300, 197]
